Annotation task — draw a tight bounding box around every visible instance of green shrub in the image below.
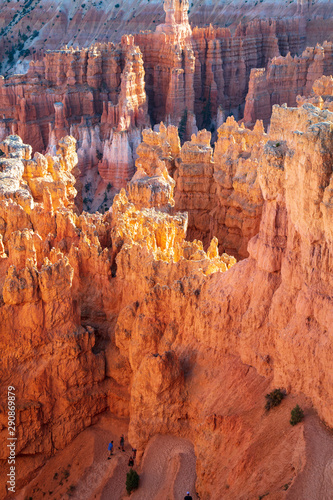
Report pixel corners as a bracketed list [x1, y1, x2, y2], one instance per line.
[126, 468, 139, 494]
[67, 485, 76, 496]
[265, 388, 284, 411]
[178, 107, 187, 143]
[290, 405, 304, 426]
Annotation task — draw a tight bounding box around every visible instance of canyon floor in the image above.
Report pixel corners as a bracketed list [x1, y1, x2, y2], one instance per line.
[14, 393, 333, 500]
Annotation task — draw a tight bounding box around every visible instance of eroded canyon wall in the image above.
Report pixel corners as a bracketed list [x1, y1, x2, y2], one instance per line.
[139, 118, 265, 259]
[1, 0, 333, 78]
[0, 130, 236, 497]
[2, 91, 333, 497]
[0, 34, 149, 211]
[0, 0, 331, 222]
[114, 98, 333, 499]
[243, 41, 333, 127]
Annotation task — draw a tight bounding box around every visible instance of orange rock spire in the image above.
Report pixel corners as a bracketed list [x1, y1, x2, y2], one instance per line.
[157, 0, 192, 39]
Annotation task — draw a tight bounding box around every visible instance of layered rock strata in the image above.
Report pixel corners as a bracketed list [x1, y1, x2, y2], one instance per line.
[135, 13, 307, 133]
[0, 134, 121, 495]
[0, 131, 235, 497]
[114, 101, 333, 499]
[0, 36, 149, 206]
[0, 0, 326, 213]
[174, 129, 216, 247]
[1, 0, 332, 78]
[297, 74, 333, 112]
[139, 118, 265, 259]
[243, 41, 333, 127]
[210, 117, 265, 258]
[2, 99, 333, 498]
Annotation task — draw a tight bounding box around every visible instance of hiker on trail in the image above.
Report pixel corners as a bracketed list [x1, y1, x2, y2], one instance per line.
[120, 434, 125, 452]
[128, 456, 134, 467]
[184, 492, 193, 500]
[132, 447, 137, 459]
[107, 441, 113, 459]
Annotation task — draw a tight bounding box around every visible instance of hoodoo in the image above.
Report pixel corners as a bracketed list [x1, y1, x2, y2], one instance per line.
[1, 1, 333, 499]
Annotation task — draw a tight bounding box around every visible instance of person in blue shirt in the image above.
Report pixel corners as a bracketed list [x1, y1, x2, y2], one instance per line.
[107, 440, 114, 459]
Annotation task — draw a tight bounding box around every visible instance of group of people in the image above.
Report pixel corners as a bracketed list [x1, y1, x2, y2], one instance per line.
[107, 435, 137, 468]
[107, 437, 193, 499]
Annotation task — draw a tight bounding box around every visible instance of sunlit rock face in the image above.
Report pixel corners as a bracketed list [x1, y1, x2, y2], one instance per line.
[243, 42, 333, 127]
[0, 0, 332, 223]
[1, 1, 333, 498]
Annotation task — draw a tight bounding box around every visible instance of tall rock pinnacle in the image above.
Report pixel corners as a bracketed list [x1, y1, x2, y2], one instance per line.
[156, 0, 192, 38]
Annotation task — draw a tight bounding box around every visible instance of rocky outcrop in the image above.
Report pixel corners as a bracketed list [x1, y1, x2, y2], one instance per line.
[243, 41, 333, 127]
[191, 18, 307, 126]
[0, 134, 121, 496]
[134, 0, 195, 132]
[1, 0, 332, 79]
[2, 98, 333, 499]
[113, 100, 333, 499]
[174, 129, 216, 247]
[297, 74, 333, 112]
[0, 131, 236, 497]
[1, 0, 331, 216]
[0, 36, 149, 210]
[172, 118, 265, 259]
[211, 117, 265, 259]
[136, 14, 308, 135]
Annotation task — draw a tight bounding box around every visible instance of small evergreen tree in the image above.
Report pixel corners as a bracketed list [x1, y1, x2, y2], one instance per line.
[202, 90, 212, 131]
[290, 405, 304, 426]
[126, 468, 139, 494]
[178, 108, 188, 143]
[265, 388, 284, 411]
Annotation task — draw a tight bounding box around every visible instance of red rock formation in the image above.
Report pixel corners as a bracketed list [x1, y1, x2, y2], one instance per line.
[136, 13, 308, 134]
[1, 0, 332, 79]
[174, 129, 216, 247]
[243, 41, 333, 127]
[171, 118, 265, 259]
[0, 131, 235, 497]
[0, 0, 329, 215]
[2, 95, 333, 498]
[0, 134, 122, 496]
[0, 36, 149, 203]
[113, 100, 333, 499]
[211, 117, 265, 259]
[297, 74, 333, 112]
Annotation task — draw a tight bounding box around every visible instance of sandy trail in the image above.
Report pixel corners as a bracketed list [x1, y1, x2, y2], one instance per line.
[17, 414, 198, 500]
[286, 413, 333, 500]
[129, 435, 197, 500]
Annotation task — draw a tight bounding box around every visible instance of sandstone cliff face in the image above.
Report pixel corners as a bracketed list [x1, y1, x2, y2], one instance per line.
[2, 97, 333, 498]
[0, 131, 236, 497]
[0, 36, 149, 211]
[174, 129, 216, 247]
[1, 0, 332, 79]
[0, 134, 127, 496]
[136, 13, 308, 136]
[162, 117, 265, 259]
[211, 116, 265, 258]
[297, 74, 333, 112]
[112, 100, 333, 499]
[243, 41, 333, 127]
[0, 0, 330, 216]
